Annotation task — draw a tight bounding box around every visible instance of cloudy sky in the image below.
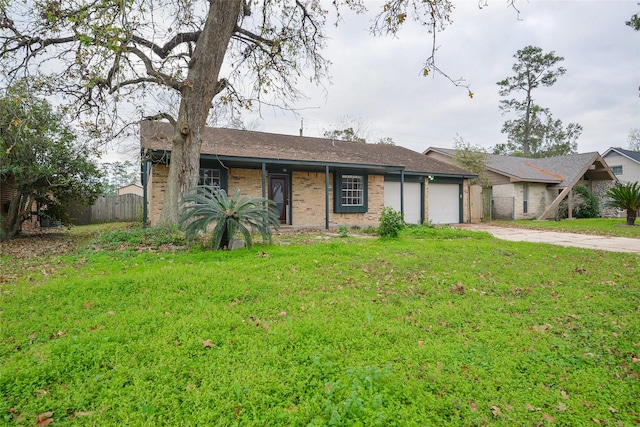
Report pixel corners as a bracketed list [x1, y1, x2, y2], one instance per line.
[235, 0, 639, 155]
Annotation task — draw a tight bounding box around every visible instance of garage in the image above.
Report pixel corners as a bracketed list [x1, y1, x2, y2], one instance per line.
[428, 183, 461, 224]
[384, 181, 423, 224]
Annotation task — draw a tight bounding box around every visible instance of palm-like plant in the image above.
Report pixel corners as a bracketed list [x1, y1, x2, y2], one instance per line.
[179, 186, 280, 249]
[605, 182, 640, 226]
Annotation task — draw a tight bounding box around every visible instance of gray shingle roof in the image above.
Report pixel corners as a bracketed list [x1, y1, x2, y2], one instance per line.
[426, 147, 611, 186]
[604, 147, 640, 163]
[141, 121, 475, 177]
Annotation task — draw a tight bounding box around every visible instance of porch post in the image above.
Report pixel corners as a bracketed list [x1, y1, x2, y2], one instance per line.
[141, 158, 149, 228]
[568, 190, 573, 219]
[261, 162, 266, 199]
[325, 165, 330, 230]
[400, 170, 405, 215]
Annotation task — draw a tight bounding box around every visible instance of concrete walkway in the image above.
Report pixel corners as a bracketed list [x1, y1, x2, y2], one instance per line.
[454, 223, 640, 254]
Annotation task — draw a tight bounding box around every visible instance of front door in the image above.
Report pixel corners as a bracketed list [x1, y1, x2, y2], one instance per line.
[269, 175, 289, 224]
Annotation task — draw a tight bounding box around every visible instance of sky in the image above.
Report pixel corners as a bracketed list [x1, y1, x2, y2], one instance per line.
[110, 0, 639, 162]
[235, 0, 640, 155]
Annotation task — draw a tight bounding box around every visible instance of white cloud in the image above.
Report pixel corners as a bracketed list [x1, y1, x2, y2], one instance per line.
[241, 0, 639, 156]
[103, 0, 637, 163]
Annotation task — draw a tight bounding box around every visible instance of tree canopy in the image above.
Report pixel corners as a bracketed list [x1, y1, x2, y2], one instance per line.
[628, 128, 640, 151]
[0, 0, 467, 225]
[494, 45, 582, 158]
[323, 127, 367, 143]
[99, 161, 139, 196]
[0, 82, 102, 240]
[452, 136, 490, 188]
[627, 3, 640, 31]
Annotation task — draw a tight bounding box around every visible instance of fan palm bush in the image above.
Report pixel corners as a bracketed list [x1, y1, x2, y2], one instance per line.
[605, 182, 640, 226]
[179, 186, 280, 249]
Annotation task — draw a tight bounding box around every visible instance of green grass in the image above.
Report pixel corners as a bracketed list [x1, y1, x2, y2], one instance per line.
[494, 218, 640, 239]
[1, 224, 639, 426]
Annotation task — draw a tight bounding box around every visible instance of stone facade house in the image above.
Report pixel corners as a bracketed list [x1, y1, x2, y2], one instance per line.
[602, 148, 640, 185]
[423, 148, 616, 221]
[140, 121, 476, 228]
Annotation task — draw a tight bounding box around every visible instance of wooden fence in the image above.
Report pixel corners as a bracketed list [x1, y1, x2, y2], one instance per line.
[71, 194, 143, 225]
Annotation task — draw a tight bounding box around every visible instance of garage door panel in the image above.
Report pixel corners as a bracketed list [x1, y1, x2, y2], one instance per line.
[428, 183, 460, 224]
[384, 181, 422, 224]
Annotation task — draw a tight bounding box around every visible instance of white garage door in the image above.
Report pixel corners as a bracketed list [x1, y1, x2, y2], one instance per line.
[384, 181, 422, 224]
[428, 183, 460, 224]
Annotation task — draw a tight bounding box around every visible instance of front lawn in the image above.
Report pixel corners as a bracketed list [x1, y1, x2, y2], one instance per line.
[493, 218, 640, 239]
[1, 225, 638, 426]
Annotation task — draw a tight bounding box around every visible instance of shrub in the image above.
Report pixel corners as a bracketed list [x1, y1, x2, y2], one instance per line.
[179, 187, 280, 249]
[572, 185, 600, 218]
[378, 207, 405, 238]
[557, 185, 600, 219]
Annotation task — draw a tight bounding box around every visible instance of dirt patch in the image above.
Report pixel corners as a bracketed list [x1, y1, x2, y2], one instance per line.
[0, 229, 77, 259]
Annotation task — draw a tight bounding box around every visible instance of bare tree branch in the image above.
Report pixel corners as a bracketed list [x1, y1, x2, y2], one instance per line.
[129, 32, 201, 59]
[109, 77, 166, 94]
[232, 26, 275, 47]
[124, 46, 182, 90]
[143, 112, 176, 126]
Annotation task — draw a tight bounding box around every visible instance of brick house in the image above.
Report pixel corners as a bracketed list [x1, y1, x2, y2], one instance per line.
[1, 174, 16, 225]
[424, 148, 616, 221]
[140, 121, 476, 228]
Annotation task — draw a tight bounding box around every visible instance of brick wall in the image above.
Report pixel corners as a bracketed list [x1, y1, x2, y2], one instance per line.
[228, 168, 264, 199]
[1, 175, 16, 221]
[291, 171, 384, 227]
[462, 179, 470, 223]
[148, 165, 386, 227]
[513, 182, 548, 220]
[291, 171, 326, 226]
[149, 164, 168, 225]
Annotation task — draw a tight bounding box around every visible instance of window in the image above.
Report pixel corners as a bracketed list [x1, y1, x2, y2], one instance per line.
[523, 183, 529, 214]
[341, 175, 364, 206]
[334, 172, 368, 213]
[198, 168, 221, 189]
[611, 165, 623, 175]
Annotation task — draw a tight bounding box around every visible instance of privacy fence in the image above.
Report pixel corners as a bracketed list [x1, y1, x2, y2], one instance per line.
[71, 194, 143, 225]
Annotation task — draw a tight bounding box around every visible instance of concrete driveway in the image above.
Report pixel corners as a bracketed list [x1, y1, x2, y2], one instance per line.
[454, 223, 640, 254]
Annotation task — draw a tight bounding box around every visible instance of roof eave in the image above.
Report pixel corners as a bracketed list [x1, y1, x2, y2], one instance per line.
[143, 149, 475, 178]
[509, 176, 561, 184]
[603, 147, 640, 165]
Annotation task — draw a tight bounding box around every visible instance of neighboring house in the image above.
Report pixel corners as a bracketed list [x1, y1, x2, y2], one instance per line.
[1, 174, 16, 225]
[424, 148, 616, 221]
[602, 147, 640, 184]
[0, 175, 42, 230]
[140, 121, 476, 228]
[117, 183, 143, 197]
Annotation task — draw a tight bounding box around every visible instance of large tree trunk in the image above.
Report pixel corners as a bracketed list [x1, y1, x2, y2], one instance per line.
[1, 193, 25, 240]
[627, 209, 637, 226]
[159, 0, 243, 225]
[523, 89, 532, 157]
